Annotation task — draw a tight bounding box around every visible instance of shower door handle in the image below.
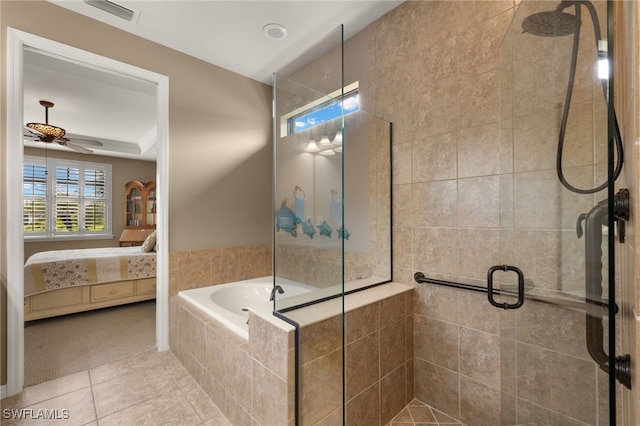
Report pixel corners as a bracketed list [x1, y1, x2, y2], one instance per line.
[487, 265, 524, 310]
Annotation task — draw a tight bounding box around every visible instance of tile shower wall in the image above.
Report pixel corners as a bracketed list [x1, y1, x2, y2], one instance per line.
[366, 0, 617, 424]
[298, 290, 413, 425]
[414, 282, 609, 425]
[275, 244, 389, 288]
[169, 244, 271, 296]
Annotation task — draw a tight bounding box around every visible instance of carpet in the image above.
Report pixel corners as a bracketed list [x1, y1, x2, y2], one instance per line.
[24, 300, 156, 386]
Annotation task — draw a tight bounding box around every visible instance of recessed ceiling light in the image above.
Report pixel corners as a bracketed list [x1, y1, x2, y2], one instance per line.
[263, 23, 288, 40]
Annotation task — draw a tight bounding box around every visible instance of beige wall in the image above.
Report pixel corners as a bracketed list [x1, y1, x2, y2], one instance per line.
[22, 147, 156, 261]
[1, 1, 272, 387]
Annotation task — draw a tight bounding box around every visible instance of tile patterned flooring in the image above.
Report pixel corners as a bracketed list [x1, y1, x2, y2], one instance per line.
[2, 349, 465, 426]
[388, 400, 465, 425]
[1, 350, 230, 426]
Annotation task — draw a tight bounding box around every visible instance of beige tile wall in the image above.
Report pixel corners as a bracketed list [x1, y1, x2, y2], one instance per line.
[169, 244, 272, 296]
[275, 245, 388, 289]
[298, 290, 413, 425]
[170, 296, 295, 425]
[414, 277, 609, 424]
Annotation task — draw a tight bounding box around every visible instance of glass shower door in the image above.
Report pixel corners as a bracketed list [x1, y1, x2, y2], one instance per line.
[497, 1, 627, 424]
[272, 25, 346, 425]
[271, 22, 394, 424]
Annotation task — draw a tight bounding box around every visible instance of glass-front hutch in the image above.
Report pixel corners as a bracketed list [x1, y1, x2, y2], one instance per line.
[119, 180, 156, 246]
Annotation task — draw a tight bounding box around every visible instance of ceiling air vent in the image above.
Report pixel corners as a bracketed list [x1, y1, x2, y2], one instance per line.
[83, 0, 140, 23]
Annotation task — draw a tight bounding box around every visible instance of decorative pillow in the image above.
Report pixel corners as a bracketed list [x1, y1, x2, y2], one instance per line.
[141, 230, 157, 253]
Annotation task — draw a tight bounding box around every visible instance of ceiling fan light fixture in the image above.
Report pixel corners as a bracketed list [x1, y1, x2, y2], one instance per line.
[24, 100, 100, 154]
[26, 122, 66, 139]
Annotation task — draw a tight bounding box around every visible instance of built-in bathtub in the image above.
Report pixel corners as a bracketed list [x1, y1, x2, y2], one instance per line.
[171, 277, 412, 424]
[178, 276, 314, 339]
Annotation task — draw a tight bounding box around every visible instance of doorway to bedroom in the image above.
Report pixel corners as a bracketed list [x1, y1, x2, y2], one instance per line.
[22, 49, 159, 385]
[6, 28, 170, 394]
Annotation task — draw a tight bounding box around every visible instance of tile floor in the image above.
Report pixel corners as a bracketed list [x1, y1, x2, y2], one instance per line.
[1, 350, 230, 426]
[2, 349, 466, 426]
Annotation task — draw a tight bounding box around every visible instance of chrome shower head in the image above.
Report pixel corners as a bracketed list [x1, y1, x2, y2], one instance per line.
[521, 3, 579, 37]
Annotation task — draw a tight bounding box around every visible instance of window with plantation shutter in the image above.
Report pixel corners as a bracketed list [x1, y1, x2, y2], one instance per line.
[84, 168, 107, 231]
[23, 156, 112, 240]
[23, 161, 48, 234]
[55, 166, 80, 233]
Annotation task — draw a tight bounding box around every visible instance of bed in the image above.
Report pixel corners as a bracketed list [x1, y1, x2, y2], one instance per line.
[24, 246, 156, 321]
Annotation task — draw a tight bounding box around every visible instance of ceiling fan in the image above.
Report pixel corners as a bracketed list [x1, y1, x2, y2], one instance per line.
[24, 100, 103, 154]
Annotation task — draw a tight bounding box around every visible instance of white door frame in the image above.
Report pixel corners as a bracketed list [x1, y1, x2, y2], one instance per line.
[6, 28, 170, 397]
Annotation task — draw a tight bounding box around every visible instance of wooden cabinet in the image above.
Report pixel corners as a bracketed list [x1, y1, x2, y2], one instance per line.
[120, 180, 156, 246]
[124, 180, 156, 228]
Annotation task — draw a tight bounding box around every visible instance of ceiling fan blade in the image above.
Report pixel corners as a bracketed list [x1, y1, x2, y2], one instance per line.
[22, 132, 40, 140]
[65, 137, 103, 147]
[63, 142, 93, 154]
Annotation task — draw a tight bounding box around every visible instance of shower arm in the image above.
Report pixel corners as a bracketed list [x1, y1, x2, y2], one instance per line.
[556, 0, 576, 11]
[578, 189, 631, 389]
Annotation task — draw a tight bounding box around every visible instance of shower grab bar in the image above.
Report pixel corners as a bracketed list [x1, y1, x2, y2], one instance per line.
[413, 272, 615, 313]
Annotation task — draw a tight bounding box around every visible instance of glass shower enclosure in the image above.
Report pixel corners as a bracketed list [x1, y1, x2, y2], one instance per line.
[271, 24, 393, 424]
[497, 0, 628, 423]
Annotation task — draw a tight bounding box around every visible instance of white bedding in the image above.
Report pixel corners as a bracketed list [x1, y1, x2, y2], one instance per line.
[24, 246, 156, 296]
[25, 246, 152, 265]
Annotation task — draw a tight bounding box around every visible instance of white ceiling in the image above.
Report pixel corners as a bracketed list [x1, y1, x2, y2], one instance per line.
[50, 0, 402, 85]
[23, 0, 402, 161]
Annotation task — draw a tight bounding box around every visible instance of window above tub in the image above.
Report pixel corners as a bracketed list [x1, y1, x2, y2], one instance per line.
[280, 81, 359, 137]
